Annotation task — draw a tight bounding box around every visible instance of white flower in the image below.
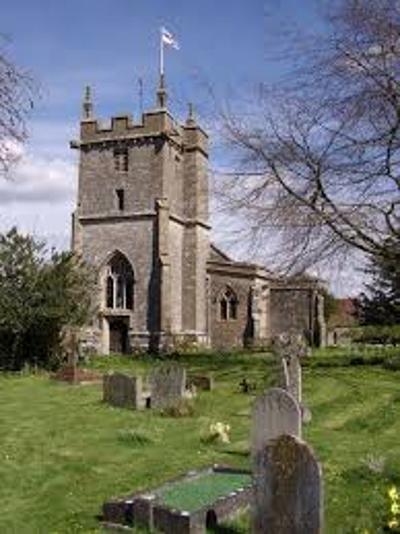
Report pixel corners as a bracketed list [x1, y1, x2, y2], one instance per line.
[208, 421, 231, 444]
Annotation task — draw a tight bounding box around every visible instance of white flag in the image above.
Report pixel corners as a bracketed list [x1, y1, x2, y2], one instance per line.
[161, 27, 179, 50]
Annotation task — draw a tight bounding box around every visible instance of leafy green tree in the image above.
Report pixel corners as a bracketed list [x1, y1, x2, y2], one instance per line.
[0, 228, 93, 370]
[358, 237, 400, 325]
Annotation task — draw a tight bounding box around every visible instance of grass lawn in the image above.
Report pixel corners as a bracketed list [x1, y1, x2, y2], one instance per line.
[0, 349, 399, 533]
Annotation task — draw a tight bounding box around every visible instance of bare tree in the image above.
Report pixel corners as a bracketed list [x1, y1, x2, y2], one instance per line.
[0, 36, 35, 175]
[220, 0, 400, 273]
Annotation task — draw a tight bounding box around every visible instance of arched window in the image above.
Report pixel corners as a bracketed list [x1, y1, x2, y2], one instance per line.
[105, 252, 134, 310]
[219, 287, 238, 321]
[106, 276, 114, 308]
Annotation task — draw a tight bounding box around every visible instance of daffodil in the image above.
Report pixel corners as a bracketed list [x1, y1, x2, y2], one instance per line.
[208, 422, 231, 444]
[391, 502, 400, 515]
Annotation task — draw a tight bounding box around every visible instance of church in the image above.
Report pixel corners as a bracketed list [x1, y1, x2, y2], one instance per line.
[70, 78, 326, 354]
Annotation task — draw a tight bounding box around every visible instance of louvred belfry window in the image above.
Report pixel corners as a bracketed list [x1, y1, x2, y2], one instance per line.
[114, 148, 128, 172]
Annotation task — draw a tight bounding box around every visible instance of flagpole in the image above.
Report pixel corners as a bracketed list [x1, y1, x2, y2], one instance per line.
[159, 28, 164, 77]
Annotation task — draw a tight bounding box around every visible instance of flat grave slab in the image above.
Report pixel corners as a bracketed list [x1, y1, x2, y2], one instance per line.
[102, 465, 252, 533]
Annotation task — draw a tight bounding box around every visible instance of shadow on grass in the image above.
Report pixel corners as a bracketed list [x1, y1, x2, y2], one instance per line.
[209, 525, 244, 533]
[340, 395, 400, 433]
[221, 450, 250, 459]
[89, 350, 274, 374]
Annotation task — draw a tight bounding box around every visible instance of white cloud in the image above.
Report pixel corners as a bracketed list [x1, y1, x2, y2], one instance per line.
[0, 151, 76, 252]
[0, 153, 76, 205]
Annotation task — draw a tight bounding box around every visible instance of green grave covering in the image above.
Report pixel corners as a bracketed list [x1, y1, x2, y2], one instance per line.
[158, 472, 251, 512]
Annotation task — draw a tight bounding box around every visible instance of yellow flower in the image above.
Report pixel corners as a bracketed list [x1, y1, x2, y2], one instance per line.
[389, 486, 399, 501]
[391, 502, 400, 515]
[388, 518, 399, 529]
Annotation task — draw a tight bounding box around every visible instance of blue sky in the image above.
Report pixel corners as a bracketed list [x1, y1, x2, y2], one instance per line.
[2, 0, 321, 138]
[0, 1, 360, 295]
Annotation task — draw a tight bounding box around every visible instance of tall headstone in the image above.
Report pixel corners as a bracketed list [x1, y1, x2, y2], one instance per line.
[253, 434, 323, 534]
[103, 373, 142, 410]
[251, 388, 301, 463]
[280, 357, 290, 391]
[149, 363, 186, 409]
[316, 293, 327, 348]
[272, 334, 310, 405]
[286, 354, 302, 404]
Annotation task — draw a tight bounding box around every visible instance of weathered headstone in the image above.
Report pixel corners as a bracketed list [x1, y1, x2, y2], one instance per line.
[252, 434, 323, 534]
[103, 373, 143, 410]
[272, 333, 310, 405]
[279, 357, 290, 391]
[316, 293, 327, 348]
[149, 363, 186, 409]
[286, 353, 302, 404]
[187, 373, 214, 391]
[251, 388, 301, 464]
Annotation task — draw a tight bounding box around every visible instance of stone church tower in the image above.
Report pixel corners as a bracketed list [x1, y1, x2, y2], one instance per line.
[71, 81, 326, 354]
[72, 81, 210, 353]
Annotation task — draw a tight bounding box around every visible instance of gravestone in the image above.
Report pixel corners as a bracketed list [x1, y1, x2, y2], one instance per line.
[252, 434, 323, 534]
[272, 333, 310, 361]
[187, 373, 214, 391]
[149, 363, 186, 409]
[273, 333, 310, 406]
[103, 373, 143, 410]
[286, 353, 302, 404]
[251, 388, 301, 464]
[279, 357, 290, 391]
[316, 293, 326, 348]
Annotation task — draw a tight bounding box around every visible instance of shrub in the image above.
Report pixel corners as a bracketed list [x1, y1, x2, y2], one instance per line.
[351, 325, 400, 346]
[0, 228, 93, 371]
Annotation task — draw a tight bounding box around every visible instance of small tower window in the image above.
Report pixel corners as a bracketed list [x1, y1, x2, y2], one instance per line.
[114, 148, 128, 172]
[219, 287, 238, 321]
[116, 188, 125, 211]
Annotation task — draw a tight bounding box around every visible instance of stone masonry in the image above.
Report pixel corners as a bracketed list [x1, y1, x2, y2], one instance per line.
[70, 80, 326, 353]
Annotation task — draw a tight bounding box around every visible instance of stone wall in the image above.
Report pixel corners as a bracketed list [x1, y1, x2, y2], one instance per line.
[168, 218, 184, 333]
[208, 272, 253, 349]
[79, 218, 156, 336]
[270, 288, 316, 343]
[182, 225, 209, 338]
[78, 141, 164, 216]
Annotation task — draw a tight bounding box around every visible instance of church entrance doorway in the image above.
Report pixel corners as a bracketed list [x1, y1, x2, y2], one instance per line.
[109, 318, 129, 354]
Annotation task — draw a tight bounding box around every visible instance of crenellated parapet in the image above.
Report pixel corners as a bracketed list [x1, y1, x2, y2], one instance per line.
[79, 110, 177, 141]
[72, 108, 208, 158]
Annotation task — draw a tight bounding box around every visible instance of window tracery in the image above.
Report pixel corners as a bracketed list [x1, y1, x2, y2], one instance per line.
[105, 252, 134, 310]
[219, 287, 238, 320]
